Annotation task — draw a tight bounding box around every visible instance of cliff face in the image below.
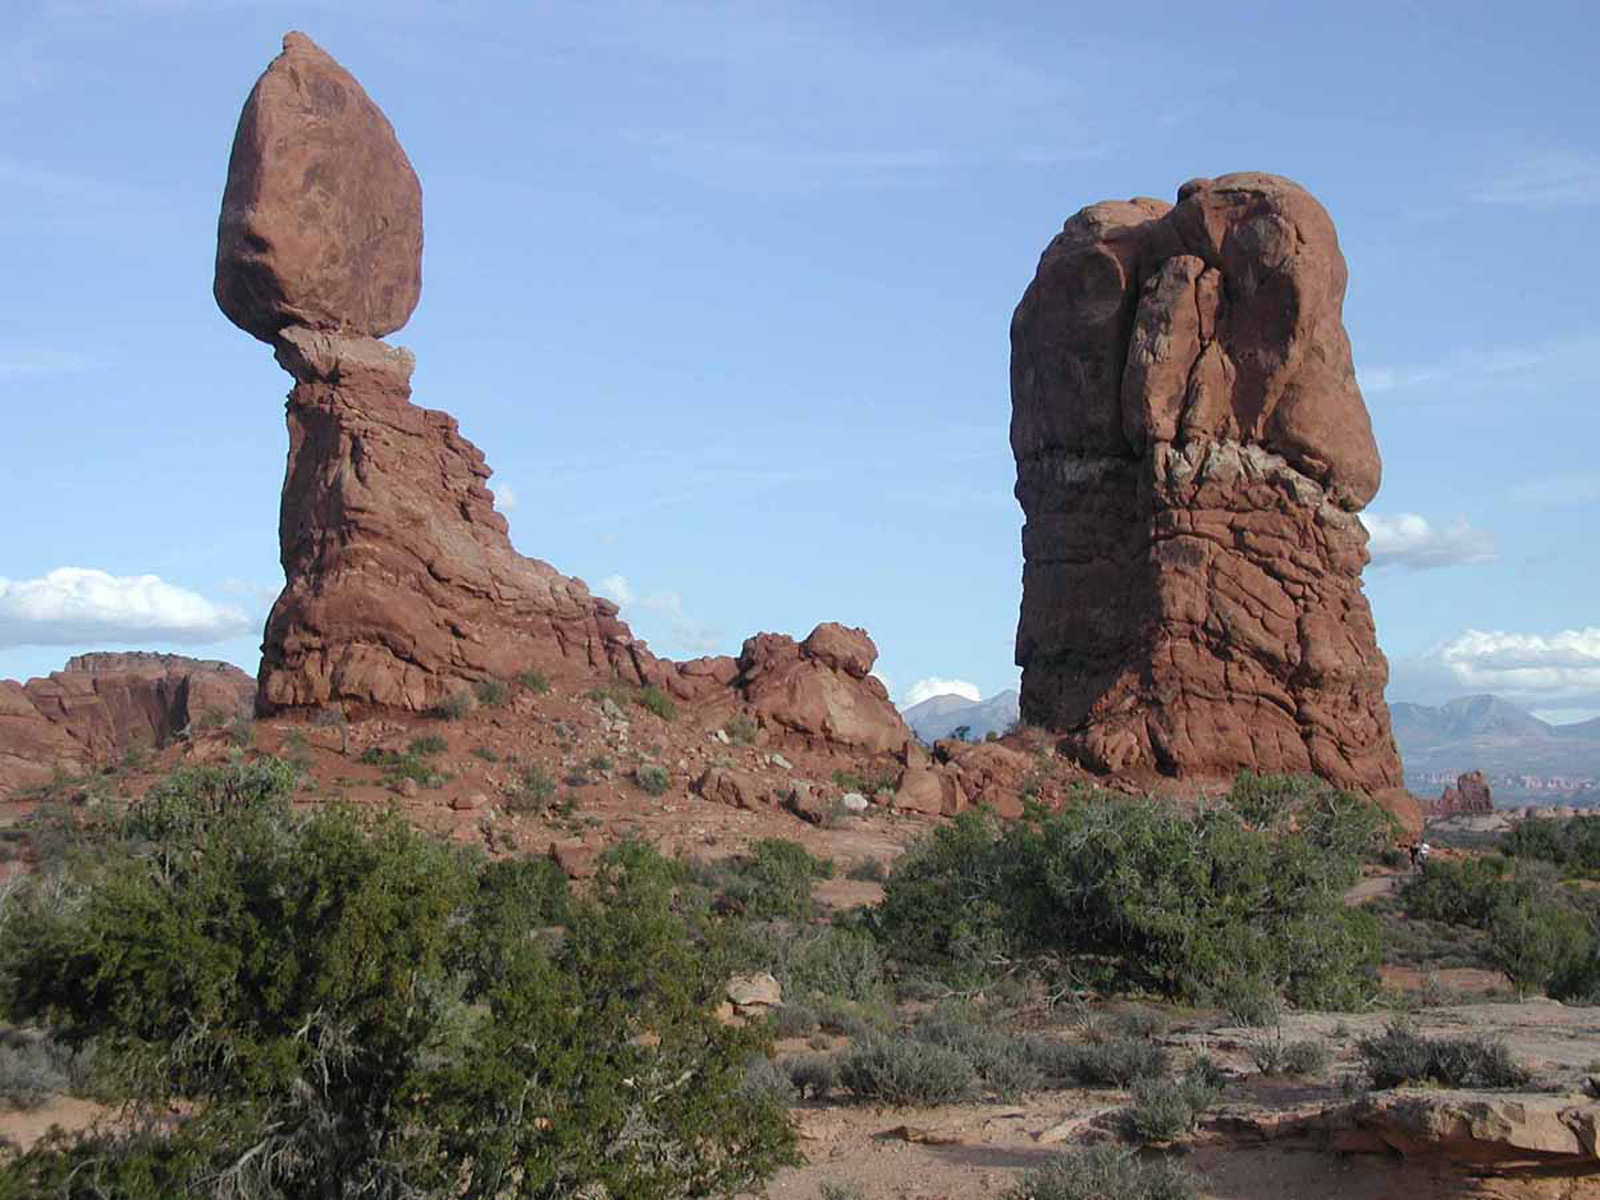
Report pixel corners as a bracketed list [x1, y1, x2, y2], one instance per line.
[1011, 174, 1402, 798]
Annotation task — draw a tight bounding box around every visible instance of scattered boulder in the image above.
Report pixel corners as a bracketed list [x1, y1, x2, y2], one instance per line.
[1011, 173, 1402, 797]
[549, 839, 601, 880]
[734, 625, 909, 756]
[693, 766, 772, 810]
[726, 972, 783, 1012]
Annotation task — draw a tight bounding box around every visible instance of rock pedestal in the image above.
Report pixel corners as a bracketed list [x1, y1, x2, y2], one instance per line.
[1011, 174, 1402, 795]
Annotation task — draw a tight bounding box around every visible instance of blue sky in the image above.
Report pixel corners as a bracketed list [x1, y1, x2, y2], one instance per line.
[1, 0, 1596, 721]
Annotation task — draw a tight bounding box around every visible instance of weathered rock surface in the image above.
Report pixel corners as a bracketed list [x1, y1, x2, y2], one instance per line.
[732, 625, 909, 757]
[1335, 1089, 1600, 1167]
[255, 330, 669, 714]
[0, 653, 255, 794]
[1430, 769, 1494, 817]
[1011, 173, 1402, 799]
[215, 32, 422, 344]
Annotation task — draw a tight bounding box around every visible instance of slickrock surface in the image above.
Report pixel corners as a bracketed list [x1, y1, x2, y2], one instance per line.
[0, 653, 255, 792]
[215, 32, 422, 343]
[1011, 173, 1404, 804]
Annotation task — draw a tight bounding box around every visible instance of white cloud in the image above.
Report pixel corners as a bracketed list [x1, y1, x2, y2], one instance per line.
[0, 568, 253, 649]
[1467, 149, 1600, 208]
[596, 573, 722, 656]
[1361, 513, 1496, 569]
[1436, 627, 1600, 700]
[495, 484, 518, 513]
[904, 677, 982, 707]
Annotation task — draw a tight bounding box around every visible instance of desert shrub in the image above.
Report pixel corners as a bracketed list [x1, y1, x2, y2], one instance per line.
[819, 1184, 866, 1200]
[1282, 1038, 1333, 1078]
[1505, 815, 1600, 877]
[697, 839, 833, 922]
[1215, 974, 1283, 1028]
[846, 858, 888, 883]
[471, 745, 499, 762]
[1358, 1022, 1528, 1089]
[831, 768, 897, 797]
[472, 679, 508, 708]
[911, 1007, 1042, 1098]
[409, 733, 448, 756]
[636, 763, 671, 796]
[785, 1052, 839, 1100]
[517, 670, 551, 695]
[784, 927, 885, 1004]
[634, 686, 678, 722]
[874, 791, 1380, 1005]
[505, 764, 559, 813]
[1117, 1006, 1169, 1040]
[1186, 1053, 1227, 1089]
[1120, 1072, 1218, 1143]
[0, 1032, 71, 1110]
[430, 691, 472, 720]
[1488, 896, 1593, 999]
[0, 778, 796, 1198]
[224, 715, 254, 749]
[738, 1053, 798, 1105]
[724, 714, 758, 746]
[1007, 1144, 1201, 1200]
[1401, 856, 1506, 926]
[839, 1035, 977, 1106]
[813, 996, 893, 1040]
[1062, 1038, 1172, 1088]
[772, 1003, 820, 1038]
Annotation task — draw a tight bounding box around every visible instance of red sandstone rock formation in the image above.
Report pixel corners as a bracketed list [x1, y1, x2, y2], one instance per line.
[1429, 770, 1494, 817]
[1011, 173, 1403, 800]
[219, 32, 914, 772]
[0, 653, 255, 793]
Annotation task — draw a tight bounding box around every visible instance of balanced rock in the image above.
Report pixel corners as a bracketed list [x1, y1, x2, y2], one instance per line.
[216, 32, 422, 343]
[0, 653, 256, 794]
[733, 624, 908, 756]
[1011, 173, 1401, 796]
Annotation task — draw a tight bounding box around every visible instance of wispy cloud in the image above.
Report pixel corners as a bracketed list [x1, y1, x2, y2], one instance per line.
[0, 568, 252, 649]
[1506, 470, 1600, 508]
[1361, 513, 1496, 569]
[1359, 333, 1599, 396]
[0, 348, 96, 377]
[1437, 627, 1600, 701]
[597, 573, 723, 657]
[1467, 149, 1600, 208]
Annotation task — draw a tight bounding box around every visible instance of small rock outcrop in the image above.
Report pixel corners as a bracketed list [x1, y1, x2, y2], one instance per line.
[1335, 1089, 1600, 1167]
[733, 624, 908, 756]
[0, 653, 255, 793]
[1429, 769, 1494, 817]
[1011, 173, 1403, 800]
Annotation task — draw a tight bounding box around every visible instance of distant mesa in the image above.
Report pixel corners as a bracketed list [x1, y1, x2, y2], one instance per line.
[1427, 769, 1494, 817]
[1011, 172, 1410, 828]
[1392, 694, 1600, 802]
[0, 653, 255, 792]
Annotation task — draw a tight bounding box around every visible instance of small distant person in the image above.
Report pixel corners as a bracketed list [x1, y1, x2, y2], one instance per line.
[1407, 842, 1421, 873]
[1417, 842, 1432, 872]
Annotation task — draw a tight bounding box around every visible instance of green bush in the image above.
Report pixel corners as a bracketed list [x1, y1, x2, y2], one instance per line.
[1282, 1038, 1332, 1078]
[1358, 1022, 1528, 1089]
[772, 1003, 820, 1038]
[635, 762, 671, 796]
[0, 766, 797, 1198]
[1060, 1038, 1171, 1088]
[839, 1035, 977, 1106]
[874, 790, 1380, 1005]
[912, 1007, 1042, 1098]
[430, 691, 473, 720]
[517, 670, 551, 695]
[696, 839, 833, 922]
[1120, 1073, 1218, 1143]
[472, 679, 508, 708]
[505, 764, 559, 813]
[1007, 1144, 1201, 1200]
[635, 686, 678, 722]
[1505, 815, 1600, 876]
[738, 1053, 798, 1106]
[409, 734, 448, 756]
[1489, 895, 1592, 999]
[1401, 856, 1506, 926]
[785, 1053, 839, 1100]
[724, 714, 758, 746]
[0, 1032, 71, 1110]
[846, 858, 889, 883]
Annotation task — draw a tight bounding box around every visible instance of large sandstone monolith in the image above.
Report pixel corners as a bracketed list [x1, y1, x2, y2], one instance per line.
[218, 35, 665, 713]
[1011, 173, 1403, 797]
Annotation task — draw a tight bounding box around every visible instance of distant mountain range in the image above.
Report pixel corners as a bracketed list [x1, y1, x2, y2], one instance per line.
[1390, 694, 1600, 800]
[902, 688, 1599, 802]
[901, 690, 1020, 742]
